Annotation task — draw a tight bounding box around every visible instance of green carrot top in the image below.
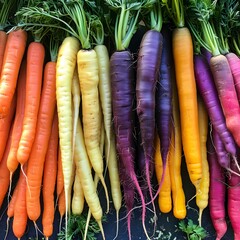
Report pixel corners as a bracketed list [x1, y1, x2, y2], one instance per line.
[104, 0, 155, 51]
[161, 0, 185, 28]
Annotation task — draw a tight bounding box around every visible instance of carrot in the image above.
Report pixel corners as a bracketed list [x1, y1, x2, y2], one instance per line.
[196, 96, 210, 226]
[105, 128, 122, 239]
[26, 58, 56, 222]
[7, 59, 26, 176]
[227, 157, 240, 240]
[71, 67, 80, 157]
[56, 36, 80, 236]
[0, 31, 7, 72]
[71, 171, 84, 215]
[57, 146, 64, 200]
[172, 27, 202, 188]
[0, 90, 17, 164]
[0, 0, 16, 71]
[12, 164, 28, 239]
[58, 189, 66, 233]
[163, 0, 202, 189]
[154, 133, 172, 214]
[0, 119, 15, 208]
[169, 78, 186, 219]
[42, 109, 58, 239]
[0, 29, 27, 118]
[77, 49, 109, 209]
[74, 116, 104, 237]
[208, 135, 227, 240]
[17, 41, 45, 166]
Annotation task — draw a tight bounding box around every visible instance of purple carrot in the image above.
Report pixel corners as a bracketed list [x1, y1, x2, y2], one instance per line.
[136, 29, 163, 208]
[110, 50, 147, 240]
[207, 135, 227, 240]
[212, 127, 240, 176]
[201, 47, 212, 64]
[226, 52, 240, 101]
[194, 54, 237, 156]
[155, 26, 173, 190]
[227, 156, 240, 240]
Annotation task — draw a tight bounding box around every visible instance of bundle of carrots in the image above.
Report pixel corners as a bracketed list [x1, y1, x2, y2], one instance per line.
[0, 0, 240, 239]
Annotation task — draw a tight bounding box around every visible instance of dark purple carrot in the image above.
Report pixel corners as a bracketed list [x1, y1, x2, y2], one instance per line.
[110, 50, 147, 240]
[227, 156, 240, 240]
[207, 135, 227, 240]
[155, 25, 173, 192]
[194, 54, 237, 156]
[226, 52, 240, 101]
[201, 47, 212, 64]
[136, 3, 163, 222]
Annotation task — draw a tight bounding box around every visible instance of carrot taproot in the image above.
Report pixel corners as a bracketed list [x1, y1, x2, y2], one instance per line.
[172, 27, 202, 188]
[208, 135, 227, 240]
[57, 146, 64, 200]
[71, 170, 84, 215]
[7, 59, 26, 175]
[58, 189, 66, 233]
[26, 60, 56, 222]
[0, 90, 17, 164]
[94, 44, 112, 167]
[154, 133, 172, 214]
[42, 109, 58, 239]
[71, 67, 80, 158]
[74, 116, 104, 237]
[196, 96, 210, 226]
[105, 128, 122, 239]
[170, 76, 186, 219]
[56, 36, 80, 237]
[17, 41, 45, 165]
[0, 117, 15, 208]
[12, 164, 28, 239]
[77, 49, 109, 208]
[0, 29, 27, 118]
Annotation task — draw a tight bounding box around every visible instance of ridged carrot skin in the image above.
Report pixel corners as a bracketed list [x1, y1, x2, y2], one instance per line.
[56, 36, 80, 214]
[17, 41, 45, 165]
[7, 60, 26, 174]
[0, 29, 27, 118]
[26, 61, 56, 222]
[172, 27, 202, 188]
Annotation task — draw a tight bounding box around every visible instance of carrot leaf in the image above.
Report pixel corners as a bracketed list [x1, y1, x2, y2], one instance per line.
[178, 219, 208, 240]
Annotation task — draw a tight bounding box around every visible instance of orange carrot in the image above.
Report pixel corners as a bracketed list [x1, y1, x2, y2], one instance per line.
[26, 60, 56, 222]
[17, 41, 45, 166]
[0, 29, 27, 118]
[0, 92, 16, 164]
[12, 164, 28, 239]
[0, 120, 15, 208]
[7, 59, 26, 175]
[0, 31, 7, 72]
[58, 189, 66, 233]
[42, 109, 58, 238]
